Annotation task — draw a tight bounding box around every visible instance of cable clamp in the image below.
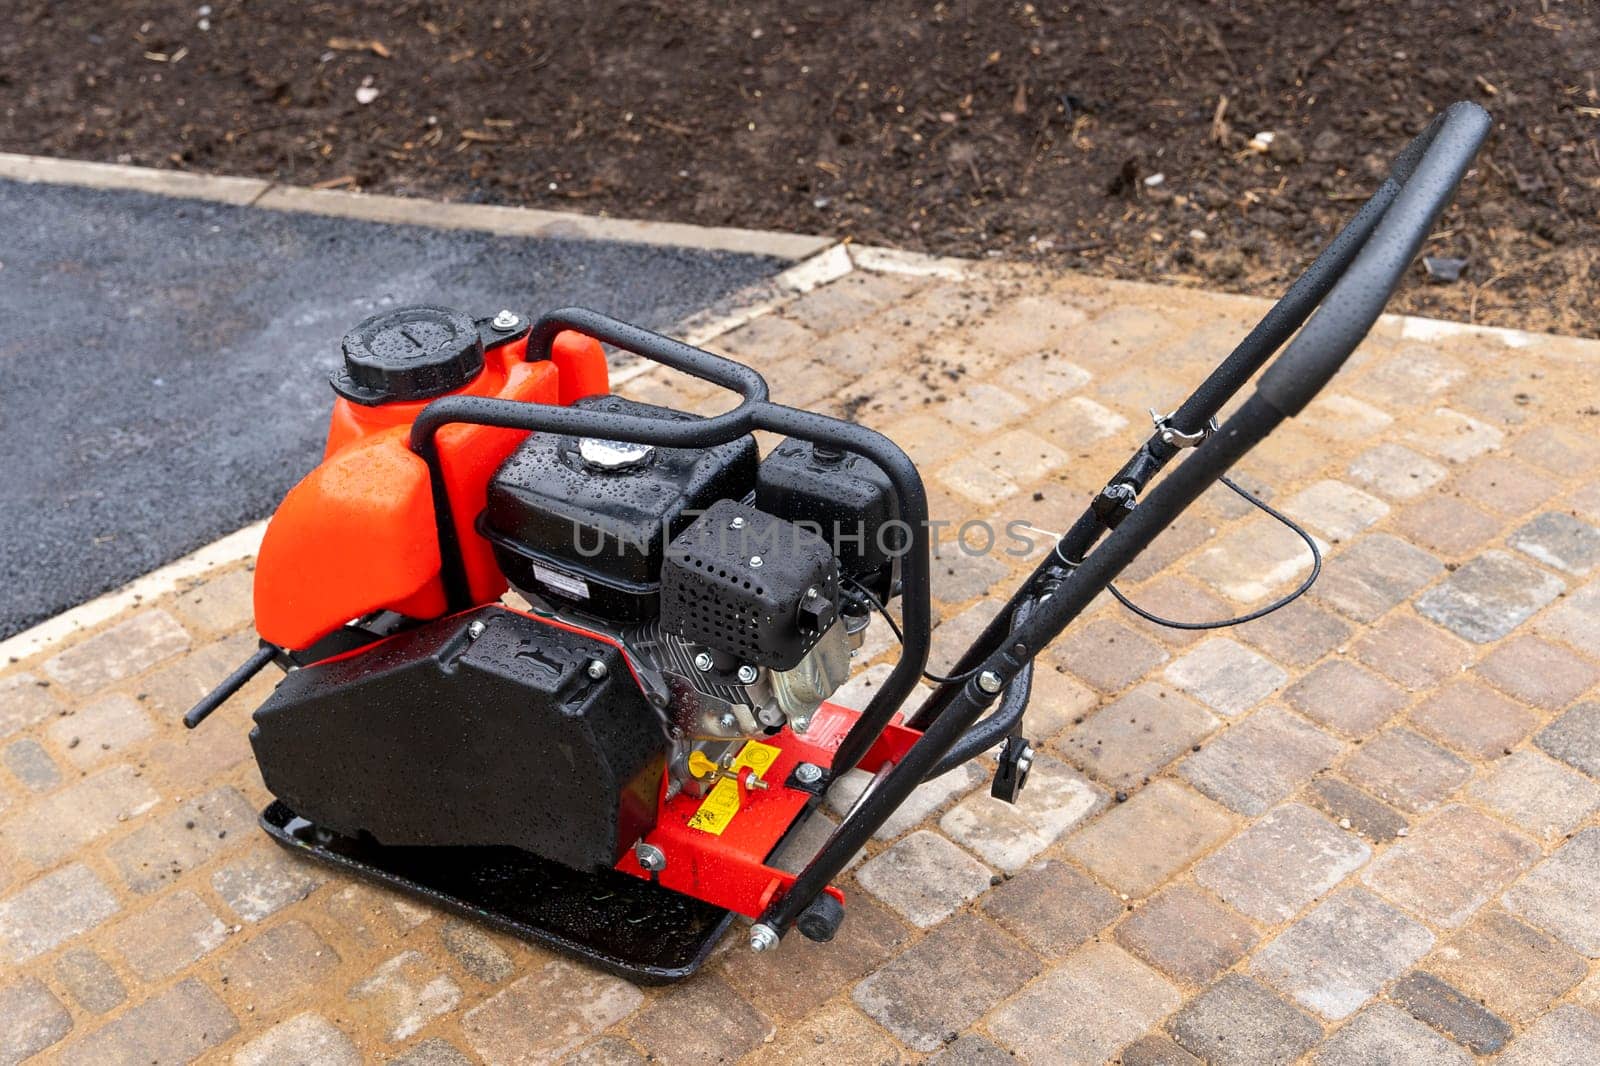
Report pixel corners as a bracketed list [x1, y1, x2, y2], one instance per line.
[1149, 409, 1217, 450]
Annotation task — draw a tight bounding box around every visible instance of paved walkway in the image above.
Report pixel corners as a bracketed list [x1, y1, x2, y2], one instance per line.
[2, 258, 1599, 1065]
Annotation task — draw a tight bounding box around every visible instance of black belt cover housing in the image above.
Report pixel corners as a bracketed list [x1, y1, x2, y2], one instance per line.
[250, 606, 665, 871]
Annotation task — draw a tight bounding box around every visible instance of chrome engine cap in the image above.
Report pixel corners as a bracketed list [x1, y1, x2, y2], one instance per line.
[578, 437, 655, 470]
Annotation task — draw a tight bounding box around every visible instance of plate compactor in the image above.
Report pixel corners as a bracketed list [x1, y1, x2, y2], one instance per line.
[185, 103, 1488, 982]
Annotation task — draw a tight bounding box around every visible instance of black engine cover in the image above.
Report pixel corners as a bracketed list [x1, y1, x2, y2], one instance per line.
[250, 607, 665, 872]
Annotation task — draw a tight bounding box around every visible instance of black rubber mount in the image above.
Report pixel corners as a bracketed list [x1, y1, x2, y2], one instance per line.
[332, 305, 486, 405]
[795, 892, 846, 942]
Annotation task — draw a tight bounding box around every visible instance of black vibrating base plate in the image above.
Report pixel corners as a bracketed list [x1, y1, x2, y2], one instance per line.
[260, 801, 734, 984]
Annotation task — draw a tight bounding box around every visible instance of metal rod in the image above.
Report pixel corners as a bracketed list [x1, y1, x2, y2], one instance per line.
[183, 644, 278, 729]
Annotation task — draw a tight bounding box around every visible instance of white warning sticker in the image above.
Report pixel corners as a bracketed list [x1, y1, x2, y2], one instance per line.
[532, 563, 591, 601]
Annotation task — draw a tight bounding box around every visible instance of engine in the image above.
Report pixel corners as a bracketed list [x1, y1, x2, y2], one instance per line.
[480, 395, 898, 801]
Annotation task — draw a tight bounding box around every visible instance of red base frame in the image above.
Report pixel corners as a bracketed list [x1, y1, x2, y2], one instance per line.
[613, 702, 923, 919]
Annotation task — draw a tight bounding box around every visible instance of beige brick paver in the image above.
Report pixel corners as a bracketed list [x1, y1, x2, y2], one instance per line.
[1, 261, 1597, 1063]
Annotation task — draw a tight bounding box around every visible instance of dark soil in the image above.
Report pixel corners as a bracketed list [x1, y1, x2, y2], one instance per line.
[9, 2, 1598, 336]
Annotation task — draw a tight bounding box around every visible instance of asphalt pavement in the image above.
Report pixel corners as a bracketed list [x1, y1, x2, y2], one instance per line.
[0, 178, 786, 638]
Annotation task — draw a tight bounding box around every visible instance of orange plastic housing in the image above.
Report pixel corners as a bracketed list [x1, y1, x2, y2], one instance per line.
[254, 330, 609, 650]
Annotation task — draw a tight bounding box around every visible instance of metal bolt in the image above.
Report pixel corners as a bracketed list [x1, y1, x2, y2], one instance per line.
[790, 715, 811, 734]
[749, 555, 764, 569]
[749, 923, 780, 953]
[466, 620, 487, 640]
[693, 652, 714, 672]
[794, 762, 823, 785]
[736, 664, 760, 685]
[490, 309, 519, 331]
[585, 659, 608, 680]
[717, 712, 738, 731]
[634, 842, 666, 872]
[977, 670, 1004, 694]
[729, 515, 747, 530]
[1016, 745, 1035, 775]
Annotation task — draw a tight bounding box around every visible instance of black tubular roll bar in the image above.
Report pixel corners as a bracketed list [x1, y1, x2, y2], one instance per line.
[399, 102, 1486, 943]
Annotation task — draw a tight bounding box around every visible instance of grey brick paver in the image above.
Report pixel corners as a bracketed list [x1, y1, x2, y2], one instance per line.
[1311, 1002, 1471, 1065]
[1416, 550, 1565, 643]
[1388, 970, 1510, 1055]
[979, 859, 1120, 957]
[54, 947, 128, 1015]
[348, 950, 464, 1043]
[1180, 705, 1342, 814]
[855, 830, 992, 927]
[1496, 1005, 1600, 1066]
[1284, 659, 1408, 737]
[1361, 805, 1538, 928]
[1116, 883, 1259, 983]
[1502, 827, 1600, 956]
[41, 610, 191, 695]
[1065, 780, 1235, 898]
[234, 1012, 362, 1066]
[1340, 728, 1471, 813]
[1196, 803, 1370, 923]
[106, 889, 228, 981]
[1167, 973, 1322, 1066]
[1059, 682, 1218, 787]
[56, 977, 238, 1066]
[1476, 634, 1600, 709]
[463, 960, 643, 1064]
[217, 919, 342, 1014]
[626, 974, 773, 1066]
[939, 755, 1103, 872]
[0, 976, 72, 1065]
[1510, 511, 1600, 574]
[1535, 701, 1600, 778]
[1468, 750, 1600, 840]
[1162, 638, 1286, 716]
[0, 862, 120, 963]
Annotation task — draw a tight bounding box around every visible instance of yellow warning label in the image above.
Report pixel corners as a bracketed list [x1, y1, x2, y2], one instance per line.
[687, 740, 781, 836]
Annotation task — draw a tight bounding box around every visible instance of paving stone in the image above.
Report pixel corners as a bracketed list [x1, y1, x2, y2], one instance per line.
[1196, 803, 1370, 923]
[211, 845, 322, 921]
[234, 1012, 361, 1066]
[0, 764, 160, 867]
[1510, 511, 1600, 574]
[722, 895, 910, 1022]
[0, 673, 61, 741]
[1065, 780, 1234, 897]
[217, 919, 341, 1014]
[1252, 889, 1435, 1020]
[1121, 1033, 1204, 1066]
[1283, 660, 1408, 737]
[1313, 534, 1443, 623]
[939, 755, 1103, 873]
[1311, 1002, 1470, 1065]
[1002, 347, 1093, 398]
[1407, 679, 1539, 759]
[1416, 549, 1565, 643]
[1535, 578, 1600, 649]
[852, 915, 1039, 1053]
[348, 950, 463, 1043]
[1283, 480, 1391, 542]
[1403, 407, 1503, 463]
[1300, 390, 1395, 439]
[1116, 883, 1259, 983]
[1050, 617, 1169, 693]
[937, 382, 1032, 434]
[1362, 805, 1537, 927]
[41, 610, 191, 695]
[1349, 614, 1472, 691]
[826, 762, 984, 841]
[1479, 635, 1600, 711]
[56, 977, 237, 1066]
[931, 600, 1005, 667]
[1471, 751, 1600, 839]
[1390, 496, 1501, 557]
[1235, 598, 1352, 668]
[758, 1001, 906, 1066]
[560, 1038, 647, 1066]
[1347, 443, 1448, 501]
[855, 830, 992, 927]
[1161, 639, 1286, 717]
[46, 693, 154, 768]
[1512, 424, 1600, 478]
[464, 960, 643, 1065]
[54, 947, 127, 1015]
[132, 629, 275, 721]
[1305, 777, 1409, 844]
[1536, 701, 1600, 778]
[1167, 973, 1322, 1066]
[930, 543, 1013, 607]
[1120, 575, 1238, 649]
[927, 1032, 1014, 1066]
[1022, 662, 1099, 740]
[1180, 705, 1343, 815]
[1502, 827, 1600, 956]
[322, 882, 434, 950]
[0, 862, 119, 962]
[169, 566, 256, 639]
[1388, 970, 1510, 1055]
[1451, 455, 1560, 516]
[107, 889, 228, 981]
[438, 918, 516, 983]
[979, 859, 1121, 957]
[1188, 516, 1319, 604]
[988, 942, 1179, 1065]
[626, 974, 773, 1066]
[1341, 728, 1471, 813]
[1425, 908, 1587, 1023]
[0, 975, 72, 1065]
[2, 737, 61, 792]
[105, 785, 255, 893]
[1058, 682, 1218, 788]
[1041, 395, 1128, 448]
[1496, 1004, 1600, 1066]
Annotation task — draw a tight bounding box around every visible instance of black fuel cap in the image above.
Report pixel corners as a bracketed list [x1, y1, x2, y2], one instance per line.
[332, 305, 486, 405]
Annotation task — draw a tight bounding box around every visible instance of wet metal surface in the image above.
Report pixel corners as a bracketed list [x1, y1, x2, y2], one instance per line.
[0, 178, 784, 637]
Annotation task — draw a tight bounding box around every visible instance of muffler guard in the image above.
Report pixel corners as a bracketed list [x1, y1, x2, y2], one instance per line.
[251, 606, 665, 871]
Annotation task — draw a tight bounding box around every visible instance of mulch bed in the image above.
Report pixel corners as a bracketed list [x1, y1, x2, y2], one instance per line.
[9, 1, 1596, 336]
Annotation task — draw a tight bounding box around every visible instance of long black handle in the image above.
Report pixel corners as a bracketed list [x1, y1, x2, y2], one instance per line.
[183, 643, 278, 728]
